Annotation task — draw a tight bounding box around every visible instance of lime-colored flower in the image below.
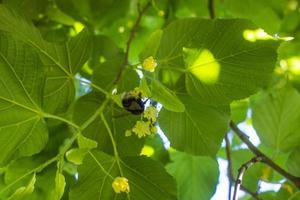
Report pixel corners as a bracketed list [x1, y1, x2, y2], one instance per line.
[132, 121, 151, 138]
[143, 106, 158, 122]
[142, 56, 157, 72]
[112, 177, 130, 193]
[158, 10, 165, 17]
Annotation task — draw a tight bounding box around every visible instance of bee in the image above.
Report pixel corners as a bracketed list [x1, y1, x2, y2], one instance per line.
[122, 92, 147, 115]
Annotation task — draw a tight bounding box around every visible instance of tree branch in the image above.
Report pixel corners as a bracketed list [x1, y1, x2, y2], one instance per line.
[208, 0, 215, 19]
[233, 156, 262, 200]
[114, 1, 151, 84]
[225, 134, 261, 200]
[230, 120, 300, 190]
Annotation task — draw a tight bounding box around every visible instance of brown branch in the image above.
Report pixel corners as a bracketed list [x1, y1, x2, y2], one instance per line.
[233, 156, 262, 200]
[208, 0, 215, 19]
[225, 134, 261, 200]
[114, 1, 151, 84]
[230, 120, 300, 190]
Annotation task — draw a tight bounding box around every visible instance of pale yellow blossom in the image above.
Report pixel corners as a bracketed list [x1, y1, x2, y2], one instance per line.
[142, 56, 157, 72]
[112, 177, 130, 193]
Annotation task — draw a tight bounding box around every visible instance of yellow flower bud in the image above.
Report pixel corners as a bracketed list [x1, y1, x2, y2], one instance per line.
[125, 130, 132, 137]
[112, 177, 130, 193]
[158, 10, 165, 17]
[142, 56, 157, 72]
[150, 126, 157, 134]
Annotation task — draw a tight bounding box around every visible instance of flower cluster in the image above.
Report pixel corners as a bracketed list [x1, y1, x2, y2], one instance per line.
[126, 105, 158, 138]
[142, 56, 157, 72]
[112, 177, 130, 194]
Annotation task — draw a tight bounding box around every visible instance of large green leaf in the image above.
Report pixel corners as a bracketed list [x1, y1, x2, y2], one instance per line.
[69, 150, 177, 200]
[252, 86, 300, 152]
[157, 18, 279, 105]
[166, 151, 219, 200]
[0, 5, 92, 113]
[0, 34, 48, 165]
[159, 95, 229, 156]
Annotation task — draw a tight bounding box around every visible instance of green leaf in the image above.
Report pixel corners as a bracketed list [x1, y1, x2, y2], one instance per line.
[1, 156, 45, 197]
[7, 174, 36, 200]
[51, 172, 66, 200]
[159, 95, 229, 156]
[117, 68, 140, 93]
[151, 80, 185, 112]
[70, 150, 177, 200]
[139, 30, 163, 61]
[230, 99, 249, 123]
[286, 146, 300, 177]
[77, 134, 98, 149]
[157, 18, 279, 105]
[92, 60, 120, 90]
[289, 193, 300, 200]
[140, 77, 151, 97]
[252, 86, 300, 152]
[0, 34, 48, 165]
[2, 156, 71, 200]
[166, 151, 219, 200]
[68, 29, 93, 74]
[0, 5, 92, 113]
[66, 148, 88, 165]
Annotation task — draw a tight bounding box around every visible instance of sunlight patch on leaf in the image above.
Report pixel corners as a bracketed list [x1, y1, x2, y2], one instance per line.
[287, 56, 300, 75]
[140, 145, 155, 157]
[184, 48, 220, 84]
[243, 29, 273, 42]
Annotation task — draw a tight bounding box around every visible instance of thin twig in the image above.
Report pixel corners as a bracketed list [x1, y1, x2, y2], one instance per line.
[208, 0, 215, 19]
[233, 156, 262, 200]
[114, 1, 151, 84]
[230, 121, 300, 190]
[225, 134, 261, 200]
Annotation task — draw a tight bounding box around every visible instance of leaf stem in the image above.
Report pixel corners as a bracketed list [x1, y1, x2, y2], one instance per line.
[88, 151, 114, 179]
[114, 0, 151, 84]
[80, 98, 110, 131]
[43, 113, 80, 130]
[230, 120, 300, 190]
[77, 78, 109, 96]
[100, 113, 124, 176]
